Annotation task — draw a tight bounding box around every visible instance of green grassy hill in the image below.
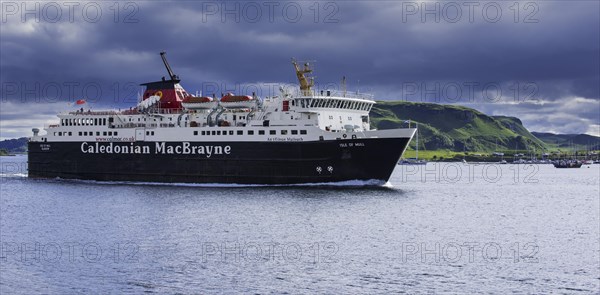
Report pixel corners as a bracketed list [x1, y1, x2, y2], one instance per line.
[0, 137, 28, 153]
[532, 132, 600, 150]
[371, 101, 547, 153]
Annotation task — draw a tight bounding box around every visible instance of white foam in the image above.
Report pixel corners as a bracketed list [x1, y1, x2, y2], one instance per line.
[47, 177, 388, 188]
[0, 173, 28, 178]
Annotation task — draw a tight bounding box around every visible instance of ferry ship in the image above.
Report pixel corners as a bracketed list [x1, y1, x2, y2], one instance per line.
[28, 52, 416, 185]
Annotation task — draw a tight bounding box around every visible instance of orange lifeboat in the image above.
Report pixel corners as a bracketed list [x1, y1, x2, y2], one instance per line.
[181, 96, 218, 110]
[220, 93, 255, 109]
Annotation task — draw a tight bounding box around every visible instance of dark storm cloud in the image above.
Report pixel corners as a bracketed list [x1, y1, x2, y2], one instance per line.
[1, 0, 599, 138]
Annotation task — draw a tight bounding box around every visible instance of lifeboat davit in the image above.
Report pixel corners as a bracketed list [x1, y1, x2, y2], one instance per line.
[181, 96, 218, 110]
[219, 93, 255, 109]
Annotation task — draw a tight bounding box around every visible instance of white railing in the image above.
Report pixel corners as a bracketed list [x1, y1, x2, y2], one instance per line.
[291, 89, 374, 101]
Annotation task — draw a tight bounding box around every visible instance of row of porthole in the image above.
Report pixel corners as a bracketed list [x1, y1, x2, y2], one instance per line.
[54, 131, 118, 137]
[193, 129, 309, 136]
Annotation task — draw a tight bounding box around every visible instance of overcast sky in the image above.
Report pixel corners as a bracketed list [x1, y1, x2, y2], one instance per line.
[1, 1, 599, 139]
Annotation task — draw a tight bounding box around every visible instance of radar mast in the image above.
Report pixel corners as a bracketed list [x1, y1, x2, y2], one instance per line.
[291, 58, 314, 96]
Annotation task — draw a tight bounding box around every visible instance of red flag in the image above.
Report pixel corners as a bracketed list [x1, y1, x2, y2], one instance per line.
[75, 99, 86, 105]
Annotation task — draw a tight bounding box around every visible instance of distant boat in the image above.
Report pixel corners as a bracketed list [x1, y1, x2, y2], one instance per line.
[498, 160, 508, 164]
[398, 158, 428, 165]
[553, 160, 583, 168]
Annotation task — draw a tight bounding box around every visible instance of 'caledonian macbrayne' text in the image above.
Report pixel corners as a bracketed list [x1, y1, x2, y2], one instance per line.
[81, 142, 231, 158]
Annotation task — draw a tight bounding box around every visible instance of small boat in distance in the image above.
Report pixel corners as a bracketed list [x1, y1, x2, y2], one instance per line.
[553, 160, 583, 168]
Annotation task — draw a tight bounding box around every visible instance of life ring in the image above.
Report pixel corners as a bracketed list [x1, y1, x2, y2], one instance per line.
[155, 91, 163, 99]
[342, 134, 347, 138]
[352, 134, 357, 139]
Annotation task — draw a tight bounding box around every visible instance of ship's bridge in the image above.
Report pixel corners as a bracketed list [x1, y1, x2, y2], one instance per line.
[284, 89, 375, 132]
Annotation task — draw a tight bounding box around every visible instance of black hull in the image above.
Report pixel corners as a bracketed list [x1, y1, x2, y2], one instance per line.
[28, 138, 410, 185]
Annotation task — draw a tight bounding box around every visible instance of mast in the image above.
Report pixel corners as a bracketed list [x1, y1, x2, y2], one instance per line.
[160, 51, 178, 81]
[291, 58, 314, 96]
[416, 123, 419, 160]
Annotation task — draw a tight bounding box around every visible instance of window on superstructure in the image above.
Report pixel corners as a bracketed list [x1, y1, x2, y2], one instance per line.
[217, 131, 221, 135]
[79, 132, 82, 136]
[291, 130, 298, 135]
[237, 130, 243, 135]
[259, 130, 265, 135]
[247, 130, 254, 135]
[222, 132, 226, 136]
[103, 132, 107, 136]
[281, 130, 287, 135]
[83, 132, 87, 136]
[68, 132, 72, 136]
[212, 131, 216, 135]
[58, 132, 62, 136]
[201, 131, 206, 135]
[310, 100, 317, 107]
[151, 131, 155, 135]
[108, 132, 113, 136]
[114, 132, 118, 136]
[194, 131, 198, 135]
[300, 130, 307, 135]
[270, 130, 276, 135]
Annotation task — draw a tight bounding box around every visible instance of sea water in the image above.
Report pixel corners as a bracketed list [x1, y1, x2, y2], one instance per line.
[1, 155, 598, 293]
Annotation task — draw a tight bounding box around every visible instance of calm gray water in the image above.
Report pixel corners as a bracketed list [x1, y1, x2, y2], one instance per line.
[1, 155, 599, 294]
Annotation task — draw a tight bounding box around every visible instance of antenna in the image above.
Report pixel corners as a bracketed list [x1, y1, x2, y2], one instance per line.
[160, 51, 178, 81]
